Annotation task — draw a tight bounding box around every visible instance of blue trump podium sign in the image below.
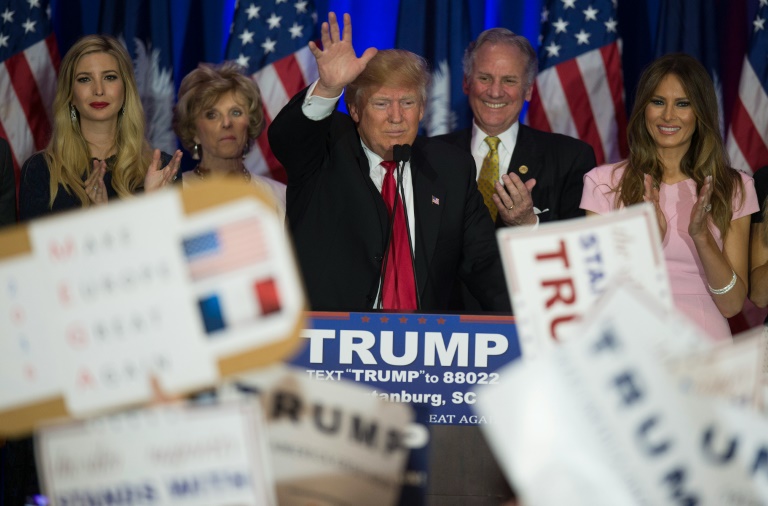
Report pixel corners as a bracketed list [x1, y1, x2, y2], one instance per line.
[288, 312, 521, 425]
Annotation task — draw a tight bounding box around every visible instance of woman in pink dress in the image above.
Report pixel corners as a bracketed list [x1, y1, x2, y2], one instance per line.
[580, 53, 758, 340]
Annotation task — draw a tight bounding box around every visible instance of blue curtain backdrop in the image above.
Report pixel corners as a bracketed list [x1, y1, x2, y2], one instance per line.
[49, 0, 755, 127]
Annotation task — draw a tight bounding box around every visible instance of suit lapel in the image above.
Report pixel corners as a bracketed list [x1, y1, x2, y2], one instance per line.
[410, 143, 444, 298]
[508, 124, 546, 206]
[349, 132, 390, 243]
[508, 124, 542, 181]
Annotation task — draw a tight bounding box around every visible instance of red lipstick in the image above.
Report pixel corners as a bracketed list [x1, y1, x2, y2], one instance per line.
[90, 102, 109, 109]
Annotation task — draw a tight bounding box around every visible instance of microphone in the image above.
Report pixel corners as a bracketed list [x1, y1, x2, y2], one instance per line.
[375, 145, 404, 309]
[394, 144, 421, 311]
[393, 144, 403, 165]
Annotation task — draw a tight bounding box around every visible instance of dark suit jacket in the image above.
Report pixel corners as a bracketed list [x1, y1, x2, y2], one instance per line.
[0, 137, 15, 226]
[268, 88, 511, 313]
[434, 124, 597, 224]
[435, 124, 596, 312]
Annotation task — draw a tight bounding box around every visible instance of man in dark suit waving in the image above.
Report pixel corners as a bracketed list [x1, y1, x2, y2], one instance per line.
[269, 12, 510, 313]
[435, 28, 596, 228]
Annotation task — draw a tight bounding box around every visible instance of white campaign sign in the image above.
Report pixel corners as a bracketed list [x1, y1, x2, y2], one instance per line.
[1, 186, 304, 432]
[497, 203, 671, 358]
[475, 286, 768, 506]
[28, 191, 216, 416]
[219, 364, 415, 506]
[36, 400, 276, 506]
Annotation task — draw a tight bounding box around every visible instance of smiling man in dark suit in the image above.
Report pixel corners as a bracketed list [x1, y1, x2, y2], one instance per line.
[435, 28, 596, 228]
[269, 13, 510, 313]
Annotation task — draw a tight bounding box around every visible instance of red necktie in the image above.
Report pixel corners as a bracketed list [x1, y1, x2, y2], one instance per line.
[380, 161, 417, 310]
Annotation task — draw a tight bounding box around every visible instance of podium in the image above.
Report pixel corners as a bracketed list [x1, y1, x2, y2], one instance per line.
[288, 311, 521, 504]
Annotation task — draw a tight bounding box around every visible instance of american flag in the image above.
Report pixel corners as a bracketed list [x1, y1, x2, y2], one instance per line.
[226, 0, 319, 183]
[526, 0, 627, 166]
[726, 1, 768, 175]
[0, 0, 59, 191]
[183, 218, 268, 280]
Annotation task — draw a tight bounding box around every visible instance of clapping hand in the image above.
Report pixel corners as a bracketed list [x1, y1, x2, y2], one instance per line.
[494, 173, 538, 226]
[689, 175, 713, 239]
[644, 173, 667, 240]
[85, 159, 108, 205]
[144, 149, 181, 192]
[309, 12, 377, 98]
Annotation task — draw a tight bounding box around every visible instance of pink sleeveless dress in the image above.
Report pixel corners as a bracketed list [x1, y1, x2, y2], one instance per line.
[580, 163, 758, 340]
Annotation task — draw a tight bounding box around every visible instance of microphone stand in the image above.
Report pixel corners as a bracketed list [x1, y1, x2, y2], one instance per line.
[396, 145, 421, 311]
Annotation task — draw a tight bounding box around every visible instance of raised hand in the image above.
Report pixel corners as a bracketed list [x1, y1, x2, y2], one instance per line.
[308, 12, 378, 98]
[144, 149, 181, 192]
[494, 173, 538, 226]
[644, 173, 667, 240]
[689, 175, 713, 239]
[85, 159, 108, 205]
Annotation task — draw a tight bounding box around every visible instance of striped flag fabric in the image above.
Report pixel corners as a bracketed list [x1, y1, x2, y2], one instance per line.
[225, 0, 319, 184]
[726, 1, 768, 175]
[526, 0, 627, 166]
[0, 0, 60, 191]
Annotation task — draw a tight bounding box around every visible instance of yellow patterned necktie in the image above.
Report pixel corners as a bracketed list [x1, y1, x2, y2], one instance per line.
[478, 136, 500, 221]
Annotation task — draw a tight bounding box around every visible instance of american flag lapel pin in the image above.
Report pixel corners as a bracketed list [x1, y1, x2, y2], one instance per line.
[431, 195, 440, 205]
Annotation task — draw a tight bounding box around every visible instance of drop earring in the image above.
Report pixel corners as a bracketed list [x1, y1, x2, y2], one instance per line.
[192, 143, 200, 160]
[70, 104, 77, 123]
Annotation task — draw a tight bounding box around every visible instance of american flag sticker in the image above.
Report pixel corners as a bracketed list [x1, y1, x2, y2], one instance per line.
[182, 218, 267, 280]
[254, 278, 281, 315]
[432, 195, 440, 205]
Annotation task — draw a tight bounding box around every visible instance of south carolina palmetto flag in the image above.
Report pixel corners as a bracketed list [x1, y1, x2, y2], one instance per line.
[526, 0, 627, 165]
[98, 0, 176, 154]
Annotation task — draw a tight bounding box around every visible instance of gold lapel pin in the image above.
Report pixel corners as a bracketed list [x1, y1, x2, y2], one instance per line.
[518, 165, 529, 175]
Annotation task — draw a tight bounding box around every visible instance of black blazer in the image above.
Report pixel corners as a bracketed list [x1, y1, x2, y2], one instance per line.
[0, 137, 15, 226]
[269, 88, 511, 313]
[434, 124, 597, 224]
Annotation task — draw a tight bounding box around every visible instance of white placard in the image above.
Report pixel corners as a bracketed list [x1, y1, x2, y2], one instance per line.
[36, 400, 275, 505]
[475, 286, 768, 506]
[28, 191, 217, 416]
[219, 364, 415, 506]
[1, 184, 305, 436]
[497, 203, 671, 358]
[180, 198, 304, 357]
[668, 326, 766, 408]
[0, 255, 60, 409]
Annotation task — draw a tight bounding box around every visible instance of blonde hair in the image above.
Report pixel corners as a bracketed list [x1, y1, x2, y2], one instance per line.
[45, 34, 151, 208]
[173, 61, 265, 152]
[344, 49, 430, 114]
[615, 53, 743, 238]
